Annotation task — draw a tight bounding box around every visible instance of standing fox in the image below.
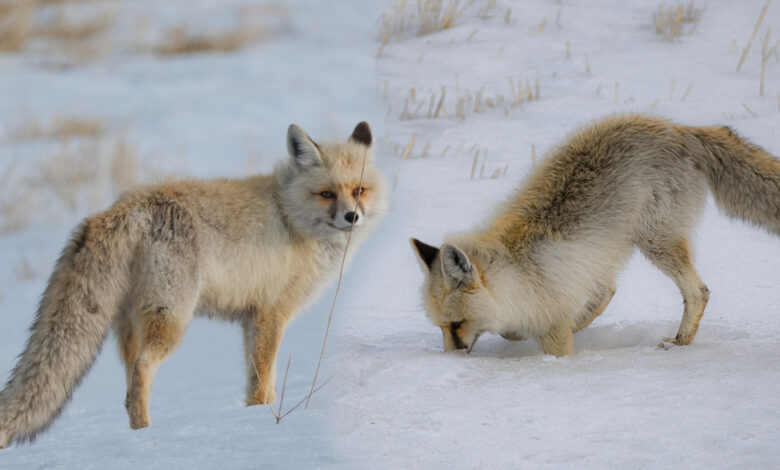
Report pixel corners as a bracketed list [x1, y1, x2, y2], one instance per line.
[0, 122, 386, 448]
[412, 114, 779, 356]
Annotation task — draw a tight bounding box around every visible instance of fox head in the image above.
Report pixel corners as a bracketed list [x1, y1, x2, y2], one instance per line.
[411, 238, 504, 352]
[277, 122, 386, 237]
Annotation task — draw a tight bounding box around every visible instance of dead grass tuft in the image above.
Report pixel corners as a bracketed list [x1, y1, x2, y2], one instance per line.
[34, 9, 114, 42]
[653, 2, 703, 42]
[398, 77, 540, 122]
[0, 116, 147, 233]
[6, 116, 103, 142]
[0, 1, 33, 51]
[418, 0, 475, 35]
[154, 19, 264, 56]
[0, 0, 116, 63]
[380, 0, 477, 44]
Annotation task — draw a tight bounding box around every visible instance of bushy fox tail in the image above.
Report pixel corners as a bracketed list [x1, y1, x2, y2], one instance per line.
[693, 126, 780, 235]
[0, 207, 140, 448]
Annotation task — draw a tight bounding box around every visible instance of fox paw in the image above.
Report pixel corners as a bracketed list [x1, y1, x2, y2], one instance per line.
[247, 391, 276, 406]
[659, 336, 693, 348]
[500, 332, 525, 342]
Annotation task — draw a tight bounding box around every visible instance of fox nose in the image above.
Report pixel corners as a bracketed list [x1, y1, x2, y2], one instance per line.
[344, 212, 359, 224]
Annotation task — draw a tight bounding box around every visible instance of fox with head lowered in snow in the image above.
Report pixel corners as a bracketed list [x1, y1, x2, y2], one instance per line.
[412, 114, 780, 356]
[0, 122, 386, 448]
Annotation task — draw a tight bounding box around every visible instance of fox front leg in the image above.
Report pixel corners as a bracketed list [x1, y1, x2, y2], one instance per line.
[243, 310, 289, 405]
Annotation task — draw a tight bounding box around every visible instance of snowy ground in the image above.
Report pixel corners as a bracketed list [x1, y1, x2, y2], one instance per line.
[328, 1, 780, 468]
[1, 0, 780, 468]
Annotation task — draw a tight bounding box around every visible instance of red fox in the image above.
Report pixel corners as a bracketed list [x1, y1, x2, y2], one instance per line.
[412, 115, 779, 356]
[0, 122, 386, 447]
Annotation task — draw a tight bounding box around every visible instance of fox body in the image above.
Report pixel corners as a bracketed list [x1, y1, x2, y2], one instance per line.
[412, 114, 779, 356]
[0, 122, 386, 447]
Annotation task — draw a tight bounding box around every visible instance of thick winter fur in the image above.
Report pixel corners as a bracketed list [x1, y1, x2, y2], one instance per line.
[412, 114, 780, 356]
[0, 122, 386, 448]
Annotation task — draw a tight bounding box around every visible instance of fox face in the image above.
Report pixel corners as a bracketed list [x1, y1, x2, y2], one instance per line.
[279, 122, 385, 237]
[411, 239, 503, 352]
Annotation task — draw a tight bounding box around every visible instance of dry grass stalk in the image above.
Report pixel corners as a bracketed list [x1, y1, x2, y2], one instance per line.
[470, 147, 479, 179]
[531, 20, 546, 34]
[653, 2, 703, 42]
[417, 0, 475, 36]
[379, 0, 409, 45]
[433, 86, 446, 118]
[736, 0, 771, 72]
[508, 77, 537, 108]
[400, 134, 416, 159]
[420, 140, 431, 158]
[680, 83, 693, 101]
[742, 103, 758, 117]
[305, 150, 369, 410]
[504, 8, 511, 24]
[470, 149, 507, 181]
[155, 20, 263, 56]
[760, 29, 780, 96]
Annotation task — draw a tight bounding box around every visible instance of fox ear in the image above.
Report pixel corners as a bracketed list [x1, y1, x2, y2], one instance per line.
[410, 238, 439, 272]
[348, 121, 372, 147]
[287, 124, 322, 169]
[440, 244, 475, 289]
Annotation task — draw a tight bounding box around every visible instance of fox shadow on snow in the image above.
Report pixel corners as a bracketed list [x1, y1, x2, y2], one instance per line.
[465, 321, 750, 360]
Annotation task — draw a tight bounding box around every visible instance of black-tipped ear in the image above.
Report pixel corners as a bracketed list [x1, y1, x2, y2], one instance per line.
[440, 244, 475, 288]
[410, 238, 439, 272]
[287, 124, 322, 169]
[349, 121, 372, 147]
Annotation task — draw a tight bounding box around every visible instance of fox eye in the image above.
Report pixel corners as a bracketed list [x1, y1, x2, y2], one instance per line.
[352, 187, 364, 197]
[319, 190, 336, 199]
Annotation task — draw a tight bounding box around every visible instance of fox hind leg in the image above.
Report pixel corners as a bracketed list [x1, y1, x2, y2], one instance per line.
[539, 321, 574, 357]
[115, 311, 139, 409]
[124, 240, 199, 429]
[126, 303, 194, 429]
[639, 237, 709, 346]
[573, 280, 617, 333]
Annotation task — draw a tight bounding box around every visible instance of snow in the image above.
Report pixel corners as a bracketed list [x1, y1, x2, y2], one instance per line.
[2, 0, 780, 468]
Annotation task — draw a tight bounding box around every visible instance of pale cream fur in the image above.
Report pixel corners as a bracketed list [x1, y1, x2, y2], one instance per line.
[412, 114, 780, 357]
[0, 122, 386, 447]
